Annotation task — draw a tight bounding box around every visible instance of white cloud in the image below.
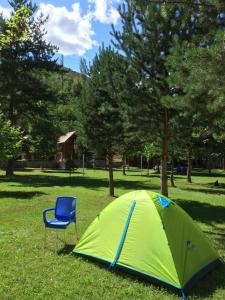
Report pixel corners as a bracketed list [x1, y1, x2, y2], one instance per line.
[88, 0, 120, 24]
[0, 1, 121, 57]
[0, 6, 11, 19]
[38, 2, 96, 56]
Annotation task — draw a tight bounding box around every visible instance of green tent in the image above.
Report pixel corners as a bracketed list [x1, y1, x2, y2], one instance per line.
[74, 190, 219, 296]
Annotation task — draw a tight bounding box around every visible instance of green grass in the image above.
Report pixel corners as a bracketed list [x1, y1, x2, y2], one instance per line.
[0, 168, 225, 300]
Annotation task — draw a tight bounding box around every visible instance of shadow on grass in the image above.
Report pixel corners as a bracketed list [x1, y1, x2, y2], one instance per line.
[126, 172, 161, 179]
[182, 185, 225, 196]
[73, 253, 181, 298]
[74, 252, 224, 299]
[0, 190, 46, 199]
[14, 168, 34, 172]
[42, 170, 83, 175]
[57, 244, 75, 255]
[0, 173, 159, 191]
[191, 169, 225, 178]
[203, 182, 225, 189]
[172, 198, 225, 297]
[188, 263, 225, 299]
[115, 180, 159, 191]
[175, 199, 225, 225]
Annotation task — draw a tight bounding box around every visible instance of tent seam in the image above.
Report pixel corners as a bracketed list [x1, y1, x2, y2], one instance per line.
[153, 198, 181, 286]
[110, 199, 137, 268]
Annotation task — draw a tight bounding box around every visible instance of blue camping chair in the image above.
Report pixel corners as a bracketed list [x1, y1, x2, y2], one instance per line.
[43, 196, 77, 247]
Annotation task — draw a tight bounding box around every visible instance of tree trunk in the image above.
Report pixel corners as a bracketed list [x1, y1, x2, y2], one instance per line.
[140, 155, 143, 175]
[147, 158, 150, 176]
[208, 156, 212, 176]
[6, 159, 14, 176]
[122, 153, 126, 175]
[6, 98, 15, 177]
[170, 158, 175, 187]
[161, 140, 168, 196]
[187, 148, 192, 183]
[223, 155, 225, 170]
[108, 153, 114, 197]
[160, 110, 169, 197]
[82, 153, 85, 175]
[156, 164, 160, 174]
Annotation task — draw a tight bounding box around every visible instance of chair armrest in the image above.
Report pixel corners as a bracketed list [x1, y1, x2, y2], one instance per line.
[70, 210, 76, 221]
[43, 208, 55, 224]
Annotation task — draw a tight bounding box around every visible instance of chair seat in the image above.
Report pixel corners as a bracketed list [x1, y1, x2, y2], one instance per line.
[45, 218, 70, 229]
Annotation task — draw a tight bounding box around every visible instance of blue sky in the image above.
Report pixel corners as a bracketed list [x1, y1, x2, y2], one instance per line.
[0, 0, 121, 71]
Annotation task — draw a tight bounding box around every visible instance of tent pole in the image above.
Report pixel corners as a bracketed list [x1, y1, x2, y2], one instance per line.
[181, 290, 186, 300]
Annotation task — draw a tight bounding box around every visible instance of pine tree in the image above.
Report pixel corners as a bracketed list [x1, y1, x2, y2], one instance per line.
[112, 1, 185, 196]
[0, 114, 22, 165]
[112, 0, 225, 195]
[166, 11, 225, 180]
[79, 47, 125, 196]
[0, 0, 59, 176]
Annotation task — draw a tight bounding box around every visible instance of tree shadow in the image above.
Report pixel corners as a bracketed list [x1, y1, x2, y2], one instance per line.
[203, 182, 225, 189]
[115, 180, 159, 191]
[126, 173, 161, 179]
[174, 198, 225, 225]
[14, 169, 34, 172]
[0, 174, 107, 190]
[0, 191, 46, 200]
[0, 173, 159, 191]
[172, 198, 225, 298]
[42, 170, 83, 175]
[204, 231, 225, 251]
[192, 169, 225, 178]
[188, 263, 225, 299]
[182, 186, 225, 195]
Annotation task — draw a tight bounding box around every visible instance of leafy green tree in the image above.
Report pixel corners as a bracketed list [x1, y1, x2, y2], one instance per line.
[112, 0, 225, 195]
[0, 0, 59, 175]
[142, 142, 160, 176]
[167, 29, 225, 115]
[28, 116, 58, 159]
[0, 114, 22, 173]
[54, 76, 82, 134]
[79, 47, 125, 196]
[112, 1, 190, 195]
[0, 5, 30, 47]
[0, 13, 4, 33]
[166, 20, 225, 181]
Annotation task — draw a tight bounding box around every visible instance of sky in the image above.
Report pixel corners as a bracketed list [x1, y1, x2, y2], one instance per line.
[0, 0, 122, 71]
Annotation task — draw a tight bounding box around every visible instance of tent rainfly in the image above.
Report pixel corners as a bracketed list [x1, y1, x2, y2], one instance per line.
[73, 190, 219, 298]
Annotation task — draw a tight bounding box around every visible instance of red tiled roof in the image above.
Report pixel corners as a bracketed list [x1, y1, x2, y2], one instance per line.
[58, 131, 75, 144]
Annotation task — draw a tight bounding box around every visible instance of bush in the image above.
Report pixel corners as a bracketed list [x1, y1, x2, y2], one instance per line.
[65, 158, 78, 173]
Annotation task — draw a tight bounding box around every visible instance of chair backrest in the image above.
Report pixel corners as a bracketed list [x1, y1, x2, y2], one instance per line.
[55, 196, 76, 222]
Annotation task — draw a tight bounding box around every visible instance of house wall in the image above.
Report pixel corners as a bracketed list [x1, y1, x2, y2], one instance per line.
[58, 136, 75, 161]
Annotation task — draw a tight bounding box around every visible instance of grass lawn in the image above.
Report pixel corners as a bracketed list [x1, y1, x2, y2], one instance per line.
[0, 168, 225, 300]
